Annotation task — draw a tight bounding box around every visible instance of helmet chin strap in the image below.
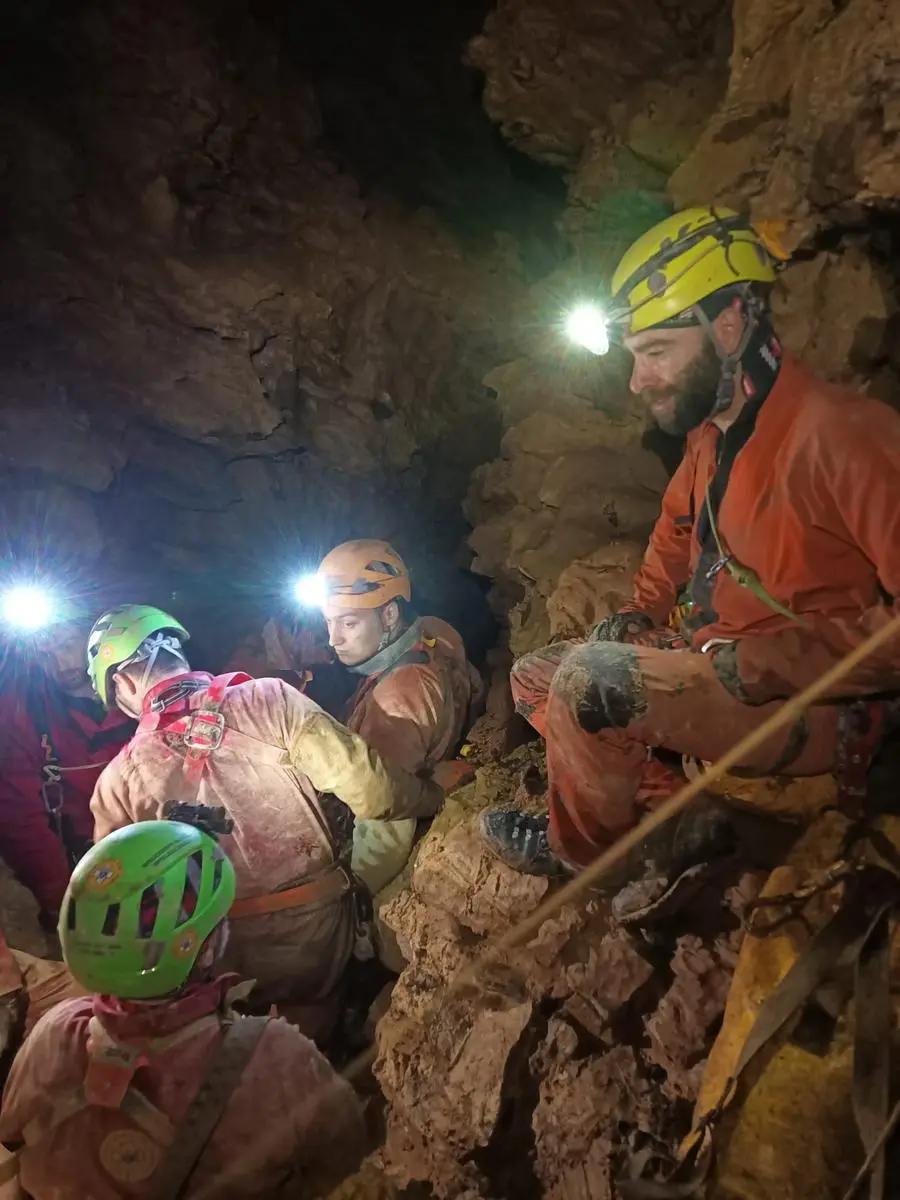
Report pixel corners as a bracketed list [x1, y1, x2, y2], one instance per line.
[691, 282, 761, 417]
[116, 633, 188, 717]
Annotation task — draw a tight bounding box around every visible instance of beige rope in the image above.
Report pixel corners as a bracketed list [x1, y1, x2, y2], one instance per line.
[344, 612, 900, 1080]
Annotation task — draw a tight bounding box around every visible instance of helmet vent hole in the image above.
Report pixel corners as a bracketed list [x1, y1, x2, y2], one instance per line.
[66, 901, 77, 930]
[212, 856, 223, 893]
[138, 884, 161, 938]
[101, 904, 120, 937]
[176, 853, 202, 926]
[367, 560, 400, 577]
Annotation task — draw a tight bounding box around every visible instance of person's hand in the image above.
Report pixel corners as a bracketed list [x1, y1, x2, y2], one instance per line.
[590, 611, 656, 645]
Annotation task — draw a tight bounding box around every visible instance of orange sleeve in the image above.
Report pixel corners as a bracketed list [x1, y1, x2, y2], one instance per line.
[732, 397, 900, 701]
[626, 446, 696, 622]
[352, 666, 444, 775]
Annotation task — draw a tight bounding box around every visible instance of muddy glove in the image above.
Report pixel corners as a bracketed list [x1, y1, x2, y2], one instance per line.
[590, 611, 655, 645]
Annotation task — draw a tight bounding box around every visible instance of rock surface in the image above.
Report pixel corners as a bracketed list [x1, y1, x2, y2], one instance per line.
[370, 750, 749, 1199]
[464, 392, 666, 653]
[0, 0, 528, 665]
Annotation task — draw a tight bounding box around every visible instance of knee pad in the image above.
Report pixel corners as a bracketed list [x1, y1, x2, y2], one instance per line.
[552, 642, 648, 733]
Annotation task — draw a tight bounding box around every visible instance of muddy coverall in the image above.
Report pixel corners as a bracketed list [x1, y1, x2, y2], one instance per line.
[512, 355, 900, 867]
[348, 617, 482, 894]
[0, 687, 133, 918]
[0, 931, 85, 1048]
[91, 672, 441, 1011]
[0, 976, 365, 1199]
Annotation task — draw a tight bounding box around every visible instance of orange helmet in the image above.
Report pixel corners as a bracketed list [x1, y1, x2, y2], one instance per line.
[316, 540, 411, 610]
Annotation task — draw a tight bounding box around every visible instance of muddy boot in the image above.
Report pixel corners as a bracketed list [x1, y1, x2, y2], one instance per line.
[478, 810, 575, 879]
[611, 796, 802, 926]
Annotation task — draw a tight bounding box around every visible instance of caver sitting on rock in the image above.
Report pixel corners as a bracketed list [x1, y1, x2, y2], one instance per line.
[0, 821, 364, 1199]
[480, 206, 900, 902]
[309, 540, 483, 895]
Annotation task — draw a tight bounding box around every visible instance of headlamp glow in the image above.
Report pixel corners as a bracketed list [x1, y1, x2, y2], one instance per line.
[293, 574, 329, 608]
[565, 305, 611, 355]
[1, 585, 57, 632]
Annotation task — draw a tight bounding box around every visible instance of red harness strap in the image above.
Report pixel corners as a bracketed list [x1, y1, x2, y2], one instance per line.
[138, 673, 252, 792]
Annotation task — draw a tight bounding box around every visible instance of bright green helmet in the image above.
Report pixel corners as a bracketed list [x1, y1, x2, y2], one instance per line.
[59, 821, 235, 999]
[86, 604, 190, 707]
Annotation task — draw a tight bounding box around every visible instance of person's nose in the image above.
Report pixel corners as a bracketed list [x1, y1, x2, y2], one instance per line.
[629, 357, 655, 395]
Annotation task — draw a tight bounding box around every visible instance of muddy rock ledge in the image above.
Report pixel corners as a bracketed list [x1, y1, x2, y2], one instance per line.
[345, 746, 758, 1200]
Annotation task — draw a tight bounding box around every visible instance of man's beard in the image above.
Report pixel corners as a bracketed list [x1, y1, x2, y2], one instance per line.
[643, 340, 722, 436]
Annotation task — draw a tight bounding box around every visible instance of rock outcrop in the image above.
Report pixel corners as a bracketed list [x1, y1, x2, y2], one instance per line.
[670, 0, 900, 405]
[464, 389, 666, 653]
[369, 750, 756, 1199]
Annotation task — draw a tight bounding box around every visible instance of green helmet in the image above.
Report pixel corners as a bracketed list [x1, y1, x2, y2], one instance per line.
[86, 604, 190, 707]
[59, 821, 235, 999]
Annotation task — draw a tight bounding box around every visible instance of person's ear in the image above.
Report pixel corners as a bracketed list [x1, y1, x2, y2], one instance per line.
[381, 600, 401, 634]
[713, 298, 746, 356]
[112, 671, 138, 704]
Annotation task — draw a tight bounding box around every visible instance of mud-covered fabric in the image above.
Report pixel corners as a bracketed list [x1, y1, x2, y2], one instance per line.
[348, 616, 482, 895]
[589, 610, 655, 645]
[622, 355, 900, 701]
[511, 641, 838, 868]
[12, 951, 86, 1036]
[0, 983, 365, 1199]
[91, 674, 441, 1003]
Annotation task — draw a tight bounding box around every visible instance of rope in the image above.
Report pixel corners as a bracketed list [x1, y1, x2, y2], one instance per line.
[343, 611, 900, 1082]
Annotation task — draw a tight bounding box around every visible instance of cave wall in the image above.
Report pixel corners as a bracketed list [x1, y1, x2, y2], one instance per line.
[461, 0, 732, 652]
[0, 0, 534, 662]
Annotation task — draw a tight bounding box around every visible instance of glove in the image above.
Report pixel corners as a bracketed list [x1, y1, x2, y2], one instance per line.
[590, 611, 655, 645]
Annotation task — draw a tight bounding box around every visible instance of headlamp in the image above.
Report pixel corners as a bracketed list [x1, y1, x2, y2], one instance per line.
[1, 585, 57, 632]
[564, 304, 611, 355]
[292, 573, 328, 608]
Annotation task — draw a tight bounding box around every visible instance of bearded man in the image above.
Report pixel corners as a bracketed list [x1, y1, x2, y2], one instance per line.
[478, 207, 900, 904]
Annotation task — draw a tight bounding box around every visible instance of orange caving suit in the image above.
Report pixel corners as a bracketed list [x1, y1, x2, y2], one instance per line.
[347, 617, 483, 894]
[511, 355, 900, 868]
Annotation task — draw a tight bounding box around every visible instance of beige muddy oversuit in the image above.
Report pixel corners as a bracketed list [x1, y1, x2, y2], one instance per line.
[91, 672, 441, 1008]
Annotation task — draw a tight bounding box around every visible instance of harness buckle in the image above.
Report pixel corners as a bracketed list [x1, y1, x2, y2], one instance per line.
[40, 763, 65, 815]
[705, 555, 730, 582]
[182, 709, 226, 752]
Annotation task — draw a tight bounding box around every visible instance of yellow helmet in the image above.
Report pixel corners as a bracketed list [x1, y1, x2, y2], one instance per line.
[316, 540, 411, 611]
[610, 206, 785, 337]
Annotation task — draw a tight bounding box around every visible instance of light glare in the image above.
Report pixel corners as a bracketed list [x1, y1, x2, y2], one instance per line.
[293, 574, 328, 608]
[565, 305, 610, 355]
[1, 586, 56, 632]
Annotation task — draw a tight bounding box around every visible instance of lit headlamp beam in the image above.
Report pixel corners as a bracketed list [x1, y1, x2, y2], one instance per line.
[564, 304, 611, 356]
[293, 574, 328, 608]
[1, 585, 57, 632]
